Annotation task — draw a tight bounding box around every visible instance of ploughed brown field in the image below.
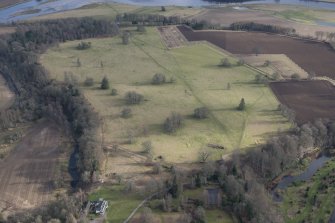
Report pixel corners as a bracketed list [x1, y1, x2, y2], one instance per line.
[0, 120, 66, 213]
[178, 26, 335, 78]
[270, 80, 335, 124]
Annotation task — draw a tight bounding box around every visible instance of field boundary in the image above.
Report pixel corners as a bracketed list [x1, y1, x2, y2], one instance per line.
[313, 76, 335, 85]
[182, 24, 328, 45]
[191, 41, 276, 79]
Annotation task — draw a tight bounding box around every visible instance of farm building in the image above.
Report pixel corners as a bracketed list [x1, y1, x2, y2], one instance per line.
[89, 199, 108, 215]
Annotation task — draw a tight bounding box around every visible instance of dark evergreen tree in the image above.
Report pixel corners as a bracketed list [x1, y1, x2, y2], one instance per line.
[237, 98, 246, 111]
[101, 77, 109, 89]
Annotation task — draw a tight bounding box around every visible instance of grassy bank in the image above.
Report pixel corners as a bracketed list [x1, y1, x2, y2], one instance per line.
[89, 185, 143, 222]
[281, 158, 335, 222]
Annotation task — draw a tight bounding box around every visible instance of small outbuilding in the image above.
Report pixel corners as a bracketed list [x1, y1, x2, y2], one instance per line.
[203, 188, 222, 208]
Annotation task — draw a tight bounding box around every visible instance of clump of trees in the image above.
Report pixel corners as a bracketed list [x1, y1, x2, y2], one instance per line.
[291, 73, 301, 80]
[152, 73, 166, 85]
[100, 76, 109, 89]
[237, 59, 245, 66]
[230, 22, 296, 35]
[125, 91, 144, 104]
[263, 60, 271, 67]
[164, 112, 183, 133]
[255, 74, 268, 83]
[76, 41, 91, 50]
[194, 107, 209, 119]
[278, 104, 295, 123]
[116, 13, 185, 26]
[220, 58, 231, 67]
[111, 88, 118, 96]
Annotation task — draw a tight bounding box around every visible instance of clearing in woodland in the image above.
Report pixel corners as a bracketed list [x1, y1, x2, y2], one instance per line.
[41, 27, 289, 163]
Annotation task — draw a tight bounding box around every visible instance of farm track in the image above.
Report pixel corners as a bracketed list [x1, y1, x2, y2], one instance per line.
[0, 120, 65, 213]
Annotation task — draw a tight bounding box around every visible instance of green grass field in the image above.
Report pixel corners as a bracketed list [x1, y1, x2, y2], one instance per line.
[281, 159, 335, 223]
[89, 185, 143, 222]
[41, 27, 289, 163]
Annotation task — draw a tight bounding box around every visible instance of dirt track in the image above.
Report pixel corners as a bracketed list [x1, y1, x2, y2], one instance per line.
[0, 120, 65, 213]
[270, 80, 335, 124]
[178, 26, 335, 78]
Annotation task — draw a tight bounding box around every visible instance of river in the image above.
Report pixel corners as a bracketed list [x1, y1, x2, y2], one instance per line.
[272, 155, 330, 202]
[1, 0, 335, 23]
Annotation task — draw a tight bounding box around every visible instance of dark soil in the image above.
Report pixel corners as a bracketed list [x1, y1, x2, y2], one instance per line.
[269, 80, 335, 124]
[178, 26, 335, 78]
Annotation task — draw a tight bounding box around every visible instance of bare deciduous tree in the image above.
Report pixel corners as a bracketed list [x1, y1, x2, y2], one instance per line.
[198, 148, 211, 162]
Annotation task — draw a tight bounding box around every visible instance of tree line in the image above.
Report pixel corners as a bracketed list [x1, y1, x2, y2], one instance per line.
[0, 18, 119, 188]
[192, 118, 335, 222]
[116, 13, 186, 26]
[230, 22, 296, 35]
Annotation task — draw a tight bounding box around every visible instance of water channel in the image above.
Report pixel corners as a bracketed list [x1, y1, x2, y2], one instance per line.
[272, 155, 330, 202]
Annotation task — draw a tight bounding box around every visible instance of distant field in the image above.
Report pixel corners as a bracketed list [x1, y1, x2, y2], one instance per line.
[194, 6, 335, 37]
[41, 27, 289, 163]
[29, 3, 139, 21]
[249, 4, 335, 22]
[29, 3, 203, 21]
